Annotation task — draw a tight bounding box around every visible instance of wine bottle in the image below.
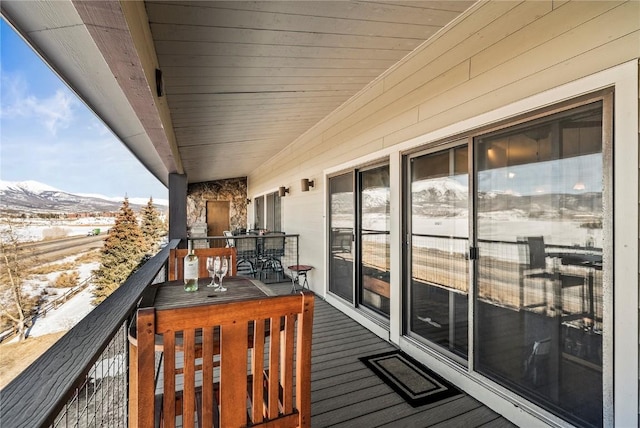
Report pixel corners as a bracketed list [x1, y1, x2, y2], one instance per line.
[183, 240, 199, 291]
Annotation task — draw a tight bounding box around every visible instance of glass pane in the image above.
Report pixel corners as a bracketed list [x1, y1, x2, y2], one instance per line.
[253, 196, 264, 229]
[274, 193, 281, 232]
[329, 173, 354, 302]
[265, 191, 281, 232]
[409, 146, 469, 357]
[359, 165, 390, 317]
[475, 104, 603, 427]
[266, 192, 275, 231]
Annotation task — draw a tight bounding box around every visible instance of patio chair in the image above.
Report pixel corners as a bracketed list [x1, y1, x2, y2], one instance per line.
[169, 247, 237, 280]
[223, 230, 234, 247]
[235, 235, 259, 276]
[260, 232, 286, 282]
[132, 292, 314, 428]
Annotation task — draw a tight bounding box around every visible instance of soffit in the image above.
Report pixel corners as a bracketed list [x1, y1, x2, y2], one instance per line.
[146, 1, 475, 184]
[2, 1, 476, 186]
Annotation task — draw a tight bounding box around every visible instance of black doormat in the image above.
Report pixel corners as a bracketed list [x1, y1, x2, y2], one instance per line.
[359, 350, 461, 407]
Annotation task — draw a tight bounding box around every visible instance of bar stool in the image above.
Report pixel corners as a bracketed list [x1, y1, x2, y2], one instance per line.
[288, 265, 313, 293]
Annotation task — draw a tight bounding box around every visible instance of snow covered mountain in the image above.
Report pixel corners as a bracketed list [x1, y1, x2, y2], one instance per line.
[0, 180, 167, 215]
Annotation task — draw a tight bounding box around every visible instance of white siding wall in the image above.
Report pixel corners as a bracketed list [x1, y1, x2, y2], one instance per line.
[248, 2, 640, 426]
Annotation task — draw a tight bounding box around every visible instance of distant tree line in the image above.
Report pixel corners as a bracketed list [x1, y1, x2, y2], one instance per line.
[0, 211, 121, 219]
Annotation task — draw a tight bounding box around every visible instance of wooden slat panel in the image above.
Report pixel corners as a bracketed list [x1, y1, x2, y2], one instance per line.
[163, 331, 176, 427]
[162, 65, 385, 79]
[182, 329, 196, 427]
[168, 0, 472, 25]
[159, 54, 398, 69]
[296, 293, 314, 427]
[168, 91, 352, 104]
[267, 316, 281, 419]
[150, 23, 424, 50]
[136, 308, 158, 427]
[219, 321, 248, 427]
[201, 326, 215, 428]
[167, 83, 368, 95]
[146, 3, 442, 39]
[281, 314, 295, 414]
[469, 0, 625, 77]
[167, 75, 374, 88]
[418, 2, 639, 121]
[251, 319, 266, 423]
[156, 41, 412, 61]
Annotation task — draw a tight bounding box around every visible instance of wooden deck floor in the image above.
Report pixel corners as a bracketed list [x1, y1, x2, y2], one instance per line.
[266, 282, 516, 428]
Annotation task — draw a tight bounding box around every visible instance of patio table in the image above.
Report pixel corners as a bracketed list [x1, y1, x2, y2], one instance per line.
[128, 276, 276, 348]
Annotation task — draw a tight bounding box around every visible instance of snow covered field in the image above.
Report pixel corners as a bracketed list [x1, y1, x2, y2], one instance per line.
[6, 254, 100, 342]
[1, 218, 117, 343]
[0, 217, 116, 242]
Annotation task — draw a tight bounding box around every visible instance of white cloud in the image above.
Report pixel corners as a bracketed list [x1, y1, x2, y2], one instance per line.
[1, 71, 77, 135]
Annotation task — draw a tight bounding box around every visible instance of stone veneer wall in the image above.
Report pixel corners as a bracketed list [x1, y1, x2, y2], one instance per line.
[186, 177, 247, 233]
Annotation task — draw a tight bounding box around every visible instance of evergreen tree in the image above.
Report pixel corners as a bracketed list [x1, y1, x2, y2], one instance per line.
[140, 197, 163, 254]
[92, 197, 145, 304]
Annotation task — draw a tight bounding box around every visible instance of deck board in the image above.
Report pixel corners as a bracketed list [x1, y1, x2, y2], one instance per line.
[156, 281, 514, 427]
[295, 290, 516, 427]
[249, 283, 516, 427]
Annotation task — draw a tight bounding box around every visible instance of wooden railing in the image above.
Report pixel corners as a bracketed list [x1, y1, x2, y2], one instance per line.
[0, 239, 181, 428]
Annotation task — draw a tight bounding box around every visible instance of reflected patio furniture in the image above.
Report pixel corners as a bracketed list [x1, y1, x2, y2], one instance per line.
[519, 236, 585, 314]
[524, 337, 551, 387]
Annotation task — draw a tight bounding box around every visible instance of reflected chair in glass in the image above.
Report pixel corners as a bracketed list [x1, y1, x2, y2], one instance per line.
[518, 236, 585, 314]
[523, 337, 551, 387]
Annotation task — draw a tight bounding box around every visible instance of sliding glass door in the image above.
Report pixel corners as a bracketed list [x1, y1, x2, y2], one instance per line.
[474, 102, 605, 427]
[403, 95, 609, 427]
[328, 164, 391, 320]
[359, 165, 391, 317]
[266, 191, 281, 232]
[328, 172, 354, 302]
[407, 143, 469, 358]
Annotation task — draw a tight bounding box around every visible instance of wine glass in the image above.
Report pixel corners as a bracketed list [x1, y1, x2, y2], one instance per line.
[216, 256, 229, 291]
[206, 256, 218, 288]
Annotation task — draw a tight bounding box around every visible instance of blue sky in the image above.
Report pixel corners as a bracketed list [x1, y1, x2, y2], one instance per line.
[0, 20, 168, 201]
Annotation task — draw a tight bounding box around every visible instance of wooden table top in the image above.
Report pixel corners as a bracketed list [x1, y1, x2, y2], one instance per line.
[129, 276, 276, 345]
[142, 276, 276, 311]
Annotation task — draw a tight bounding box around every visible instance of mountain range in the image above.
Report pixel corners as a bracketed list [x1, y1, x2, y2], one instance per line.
[0, 180, 167, 215]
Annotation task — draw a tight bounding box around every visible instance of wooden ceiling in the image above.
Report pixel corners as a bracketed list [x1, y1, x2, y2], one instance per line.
[145, 1, 475, 183]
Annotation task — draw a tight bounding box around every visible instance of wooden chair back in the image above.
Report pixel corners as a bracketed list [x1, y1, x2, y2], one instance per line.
[169, 247, 237, 280]
[134, 291, 314, 428]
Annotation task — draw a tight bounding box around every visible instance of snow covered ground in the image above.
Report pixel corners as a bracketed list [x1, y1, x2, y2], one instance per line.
[1, 217, 116, 242]
[27, 286, 96, 337]
[7, 254, 100, 342]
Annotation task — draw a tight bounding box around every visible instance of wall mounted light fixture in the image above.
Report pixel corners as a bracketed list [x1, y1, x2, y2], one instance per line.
[278, 186, 289, 197]
[301, 178, 315, 192]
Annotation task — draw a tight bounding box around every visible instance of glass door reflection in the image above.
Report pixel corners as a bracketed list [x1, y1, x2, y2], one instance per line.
[408, 144, 469, 358]
[328, 172, 354, 302]
[474, 103, 604, 427]
[358, 165, 390, 317]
